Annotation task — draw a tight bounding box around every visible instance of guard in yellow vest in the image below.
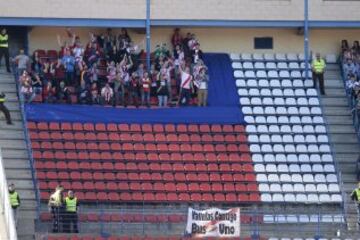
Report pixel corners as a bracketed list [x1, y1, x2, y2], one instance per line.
[311, 53, 326, 95]
[0, 92, 13, 125]
[48, 185, 64, 232]
[351, 182, 360, 225]
[8, 183, 20, 227]
[0, 28, 10, 72]
[63, 190, 79, 233]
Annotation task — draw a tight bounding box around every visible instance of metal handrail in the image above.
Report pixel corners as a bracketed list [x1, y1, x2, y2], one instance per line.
[12, 64, 41, 218]
[0, 148, 18, 240]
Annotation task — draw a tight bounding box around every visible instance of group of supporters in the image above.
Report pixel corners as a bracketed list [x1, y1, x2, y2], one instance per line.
[341, 40, 360, 127]
[15, 28, 209, 107]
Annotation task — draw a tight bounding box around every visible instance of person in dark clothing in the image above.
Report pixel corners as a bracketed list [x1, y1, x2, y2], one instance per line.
[0, 28, 10, 72]
[126, 72, 140, 107]
[0, 92, 12, 124]
[57, 81, 72, 104]
[63, 190, 79, 233]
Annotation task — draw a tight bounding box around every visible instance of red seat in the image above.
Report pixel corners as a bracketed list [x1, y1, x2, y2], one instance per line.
[118, 123, 129, 132]
[155, 193, 167, 201]
[166, 134, 177, 142]
[234, 125, 245, 133]
[131, 192, 143, 201]
[95, 123, 106, 131]
[214, 193, 225, 202]
[106, 123, 118, 132]
[176, 124, 187, 133]
[165, 124, 175, 132]
[72, 122, 83, 131]
[153, 124, 164, 132]
[83, 123, 95, 131]
[166, 193, 178, 201]
[202, 193, 213, 202]
[129, 124, 141, 132]
[142, 124, 152, 132]
[27, 122, 37, 130]
[37, 122, 48, 130]
[225, 193, 237, 202]
[178, 193, 190, 201]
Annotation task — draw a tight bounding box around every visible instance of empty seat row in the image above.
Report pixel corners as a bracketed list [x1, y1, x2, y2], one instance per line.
[30, 131, 247, 143]
[238, 88, 318, 97]
[33, 151, 252, 163]
[28, 122, 244, 134]
[252, 153, 333, 163]
[234, 70, 312, 79]
[36, 171, 257, 182]
[250, 143, 331, 154]
[254, 163, 335, 173]
[236, 79, 313, 88]
[39, 180, 259, 193]
[259, 183, 340, 193]
[31, 141, 250, 153]
[256, 173, 337, 183]
[240, 97, 319, 106]
[264, 214, 344, 224]
[261, 193, 342, 203]
[230, 53, 306, 61]
[244, 115, 324, 125]
[242, 106, 322, 116]
[246, 124, 326, 134]
[232, 61, 310, 70]
[40, 191, 260, 203]
[248, 134, 328, 144]
[35, 161, 255, 173]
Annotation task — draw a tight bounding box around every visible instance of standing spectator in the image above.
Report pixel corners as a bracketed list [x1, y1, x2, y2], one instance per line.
[57, 81, 72, 104]
[0, 28, 10, 72]
[31, 51, 43, 76]
[29, 72, 43, 102]
[8, 183, 20, 227]
[141, 71, 151, 107]
[106, 61, 117, 83]
[178, 63, 194, 106]
[341, 40, 349, 53]
[43, 82, 57, 103]
[126, 72, 140, 107]
[13, 49, 30, 78]
[77, 81, 91, 105]
[20, 79, 33, 103]
[352, 41, 360, 55]
[0, 92, 12, 124]
[157, 73, 169, 107]
[191, 43, 203, 64]
[100, 83, 114, 106]
[60, 50, 75, 86]
[108, 45, 121, 63]
[171, 28, 183, 50]
[195, 67, 209, 107]
[311, 53, 326, 95]
[48, 186, 64, 233]
[90, 82, 100, 105]
[63, 190, 79, 233]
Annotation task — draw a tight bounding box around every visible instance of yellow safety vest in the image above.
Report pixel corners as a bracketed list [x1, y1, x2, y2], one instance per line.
[49, 190, 62, 207]
[312, 59, 326, 74]
[9, 192, 19, 207]
[0, 34, 8, 48]
[65, 197, 77, 212]
[0, 97, 5, 103]
[352, 189, 360, 203]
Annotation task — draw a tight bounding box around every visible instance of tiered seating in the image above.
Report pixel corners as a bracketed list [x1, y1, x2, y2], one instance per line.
[230, 53, 342, 204]
[47, 236, 260, 240]
[28, 122, 260, 203]
[263, 214, 344, 223]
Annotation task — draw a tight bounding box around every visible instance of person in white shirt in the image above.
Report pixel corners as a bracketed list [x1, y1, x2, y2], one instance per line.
[178, 63, 193, 106]
[194, 67, 209, 107]
[100, 83, 114, 105]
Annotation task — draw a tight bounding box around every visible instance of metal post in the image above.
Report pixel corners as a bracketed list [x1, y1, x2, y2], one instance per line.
[146, 0, 151, 72]
[304, 0, 310, 79]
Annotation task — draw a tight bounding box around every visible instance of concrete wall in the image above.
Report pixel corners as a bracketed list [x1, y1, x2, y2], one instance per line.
[28, 27, 360, 56]
[1, 0, 360, 22]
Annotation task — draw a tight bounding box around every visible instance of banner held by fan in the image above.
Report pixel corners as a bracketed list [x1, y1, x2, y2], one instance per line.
[185, 207, 240, 238]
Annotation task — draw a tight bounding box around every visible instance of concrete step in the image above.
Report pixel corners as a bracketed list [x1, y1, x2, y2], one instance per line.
[0, 139, 26, 149]
[325, 88, 347, 97]
[0, 121, 25, 130]
[326, 115, 354, 125]
[2, 149, 29, 159]
[4, 158, 31, 169]
[5, 169, 34, 180]
[328, 125, 357, 134]
[0, 130, 25, 139]
[0, 83, 18, 92]
[323, 107, 353, 116]
[333, 144, 360, 154]
[330, 133, 359, 144]
[321, 97, 349, 107]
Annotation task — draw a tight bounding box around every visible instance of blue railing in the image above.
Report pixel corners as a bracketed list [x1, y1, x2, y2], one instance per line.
[12, 63, 41, 218]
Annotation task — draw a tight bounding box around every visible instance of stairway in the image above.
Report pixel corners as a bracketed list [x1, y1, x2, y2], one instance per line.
[320, 64, 360, 235]
[0, 67, 37, 240]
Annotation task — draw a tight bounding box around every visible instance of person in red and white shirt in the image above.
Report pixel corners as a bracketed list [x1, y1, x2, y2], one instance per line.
[178, 62, 194, 106]
[141, 71, 151, 107]
[100, 83, 114, 105]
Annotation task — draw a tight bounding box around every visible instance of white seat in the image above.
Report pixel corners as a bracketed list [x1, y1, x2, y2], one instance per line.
[256, 174, 268, 182]
[236, 79, 246, 87]
[300, 62, 311, 69]
[249, 88, 260, 96]
[311, 107, 322, 115]
[250, 144, 261, 152]
[275, 53, 286, 61]
[319, 144, 330, 153]
[287, 107, 299, 115]
[268, 174, 280, 182]
[241, 53, 252, 61]
[303, 125, 315, 134]
[307, 194, 319, 203]
[331, 194, 342, 202]
[274, 98, 285, 105]
[280, 125, 291, 133]
[306, 89, 318, 96]
[310, 154, 322, 163]
[298, 215, 309, 223]
[322, 154, 333, 163]
[246, 79, 257, 87]
[270, 183, 282, 192]
[272, 193, 284, 202]
[292, 125, 303, 133]
[266, 62, 277, 69]
[276, 107, 287, 115]
[277, 164, 289, 172]
[305, 184, 317, 192]
[230, 53, 240, 60]
[289, 116, 301, 124]
[284, 193, 296, 202]
[260, 89, 271, 97]
[333, 215, 344, 223]
[254, 62, 265, 69]
[291, 71, 302, 78]
[263, 97, 274, 106]
[273, 144, 285, 153]
[271, 135, 282, 143]
[282, 135, 294, 143]
[252, 154, 263, 162]
[279, 70, 290, 78]
[258, 183, 269, 191]
[300, 164, 312, 172]
[255, 116, 266, 123]
[328, 184, 340, 193]
[250, 97, 261, 105]
[295, 89, 306, 96]
[264, 53, 275, 61]
[261, 144, 273, 152]
[303, 174, 314, 183]
[319, 194, 331, 202]
[255, 164, 266, 172]
[257, 125, 268, 133]
[312, 164, 324, 172]
[243, 61, 254, 69]
[293, 183, 305, 192]
[277, 62, 288, 69]
[240, 97, 250, 105]
[302, 71, 312, 78]
[281, 79, 292, 87]
[308, 98, 320, 106]
[289, 164, 300, 172]
[261, 193, 272, 202]
[283, 89, 294, 97]
[285, 97, 297, 106]
[301, 116, 312, 124]
[253, 53, 263, 61]
[315, 125, 327, 134]
[326, 174, 338, 183]
[293, 79, 304, 87]
[284, 144, 295, 153]
[258, 79, 269, 87]
[232, 62, 242, 69]
[269, 125, 280, 133]
[263, 215, 274, 223]
[272, 89, 283, 97]
[298, 154, 310, 162]
[299, 107, 311, 115]
[266, 164, 277, 173]
[296, 193, 307, 202]
[288, 62, 300, 69]
[268, 70, 279, 78]
[287, 215, 298, 223]
[275, 154, 287, 162]
[287, 53, 298, 61]
[291, 174, 303, 183]
[245, 70, 256, 78]
[314, 174, 326, 183]
[234, 70, 244, 78]
[317, 135, 328, 143]
[309, 215, 319, 223]
[246, 125, 257, 133]
[282, 183, 294, 192]
[294, 135, 305, 143]
[270, 79, 281, 87]
[304, 79, 313, 87]
[259, 134, 271, 143]
[242, 107, 252, 114]
[317, 184, 328, 193]
[297, 97, 308, 105]
[248, 135, 259, 143]
[305, 135, 317, 143]
[237, 89, 248, 96]
[298, 144, 310, 153]
[278, 116, 289, 124]
[244, 116, 255, 124]
[264, 107, 276, 114]
[264, 154, 276, 163]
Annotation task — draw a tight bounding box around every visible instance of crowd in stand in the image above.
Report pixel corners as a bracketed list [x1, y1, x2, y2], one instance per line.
[14, 28, 209, 107]
[340, 40, 360, 128]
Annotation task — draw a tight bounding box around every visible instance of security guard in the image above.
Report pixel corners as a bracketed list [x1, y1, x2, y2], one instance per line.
[311, 53, 326, 95]
[0, 28, 10, 73]
[63, 190, 79, 233]
[351, 182, 360, 225]
[8, 183, 20, 227]
[0, 92, 12, 125]
[48, 185, 64, 233]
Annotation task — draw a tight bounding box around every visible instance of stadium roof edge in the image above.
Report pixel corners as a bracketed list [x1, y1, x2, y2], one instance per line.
[0, 17, 360, 28]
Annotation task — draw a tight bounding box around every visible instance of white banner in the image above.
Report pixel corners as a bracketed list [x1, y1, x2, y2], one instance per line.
[185, 207, 240, 238]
